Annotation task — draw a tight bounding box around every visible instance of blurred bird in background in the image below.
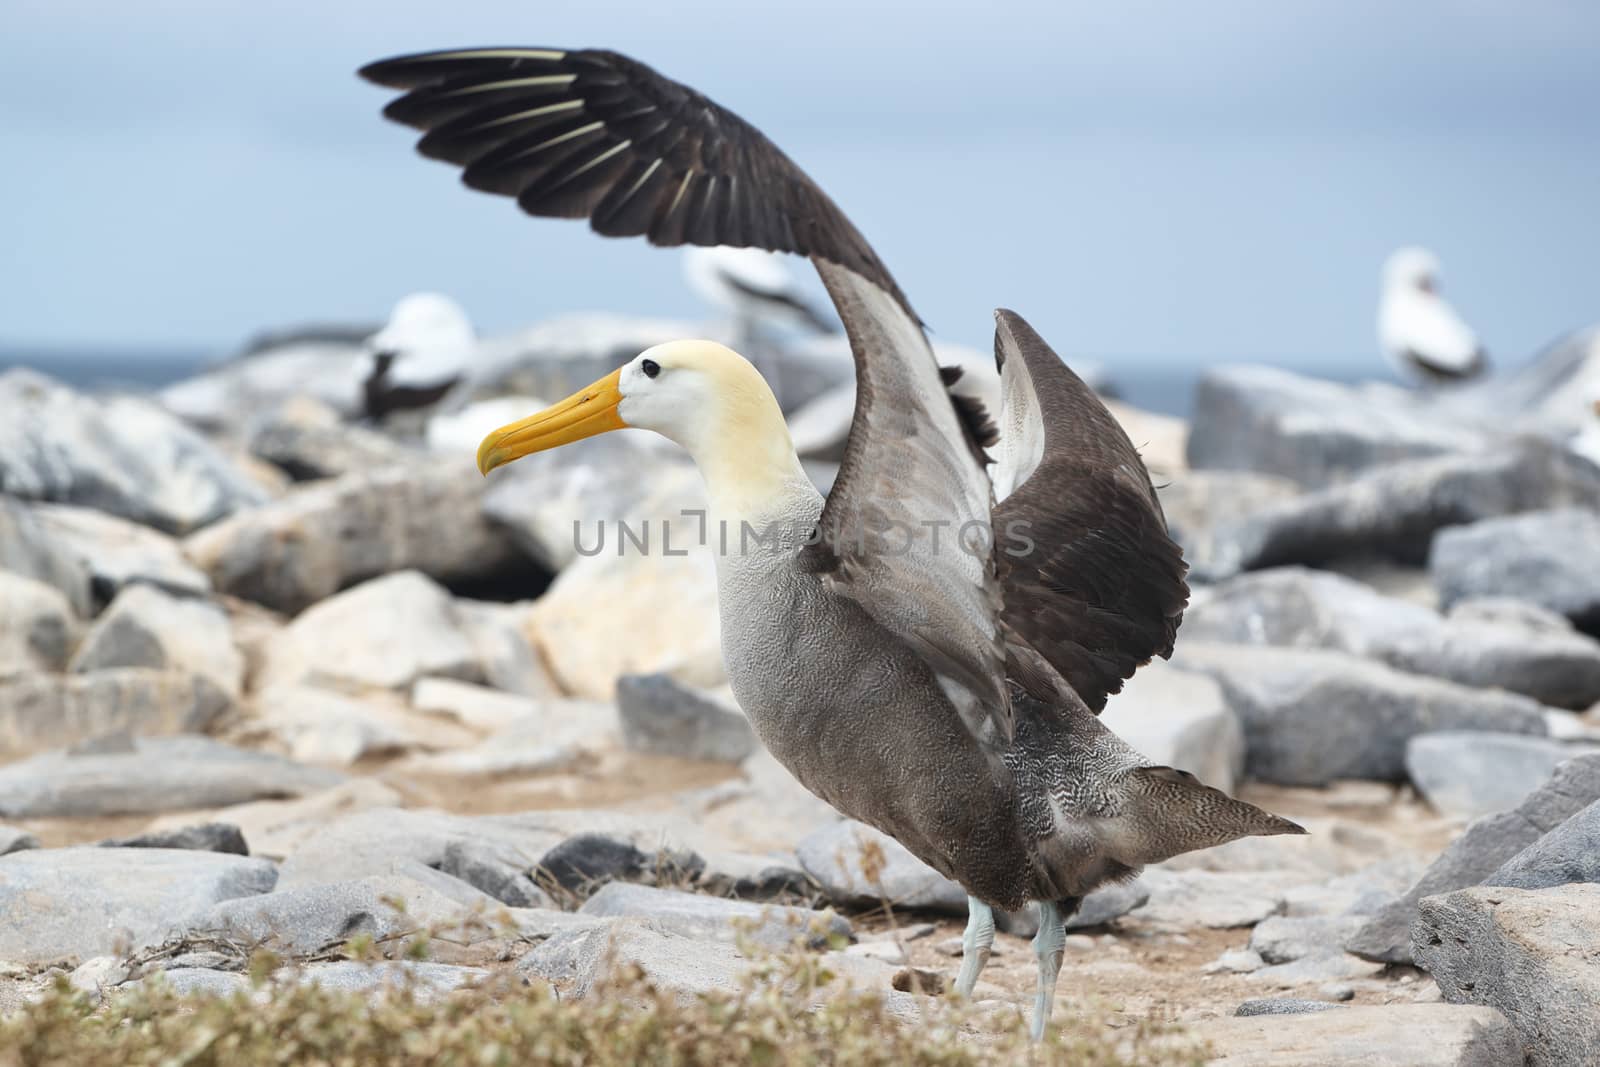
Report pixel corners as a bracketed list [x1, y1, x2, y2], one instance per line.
[1378, 246, 1488, 386]
[361, 292, 476, 419]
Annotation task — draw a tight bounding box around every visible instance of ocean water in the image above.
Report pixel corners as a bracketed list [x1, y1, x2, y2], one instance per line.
[0, 345, 1365, 418]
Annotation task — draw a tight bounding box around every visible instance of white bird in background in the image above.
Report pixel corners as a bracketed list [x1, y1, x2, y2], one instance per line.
[361, 292, 475, 419]
[1572, 384, 1600, 470]
[683, 245, 838, 342]
[1378, 247, 1488, 385]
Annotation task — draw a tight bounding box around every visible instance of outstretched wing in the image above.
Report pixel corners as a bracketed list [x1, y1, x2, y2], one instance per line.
[361, 47, 1010, 740]
[990, 309, 1188, 712]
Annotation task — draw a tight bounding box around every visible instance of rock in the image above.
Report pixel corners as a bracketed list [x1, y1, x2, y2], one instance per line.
[787, 383, 855, 461]
[0, 571, 77, 674]
[1347, 753, 1600, 963]
[1414, 884, 1600, 1066]
[69, 956, 131, 998]
[1486, 798, 1600, 890]
[0, 495, 94, 615]
[1250, 915, 1366, 965]
[1431, 507, 1600, 633]
[250, 684, 478, 766]
[188, 874, 488, 955]
[1099, 660, 1244, 792]
[29, 502, 212, 602]
[275, 808, 571, 902]
[289, 960, 489, 1000]
[451, 601, 558, 698]
[69, 584, 243, 697]
[1406, 732, 1597, 818]
[1248, 952, 1384, 986]
[1133, 869, 1292, 928]
[143, 779, 402, 862]
[481, 433, 703, 574]
[535, 833, 702, 895]
[1184, 566, 1600, 710]
[1200, 440, 1600, 580]
[1157, 470, 1303, 577]
[1174, 642, 1548, 785]
[0, 669, 231, 757]
[0, 369, 268, 532]
[0, 735, 344, 818]
[184, 462, 531, 615]
[257, 571, 482, 691]
[1204, 949, 1265, 974]
[578, 882, 848, 949]
[410, 676, 544, 733]
[792, 818, 1143, 928]
[0, 824, 39, 855]
[1234, 997, 1343, 1016]
[99, 822, 249, 855]
[0, 847, 277, 963]
[137, 968, 250, 997]
[245, 395, 414, 481]
[1283, 855, 1430, 918]
[1179, 1005, 1521, 1066]
[1186, 364, 1489, 488]
[615, 673, 757, 764]
[527, 539, 723, 699]
[160, 332, 370, 427]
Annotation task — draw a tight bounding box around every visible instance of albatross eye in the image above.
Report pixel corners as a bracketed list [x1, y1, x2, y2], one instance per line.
[640, 358, 661, 379]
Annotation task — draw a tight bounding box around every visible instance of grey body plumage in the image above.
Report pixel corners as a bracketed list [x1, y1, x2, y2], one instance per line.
[362, 45, 1304, 1036]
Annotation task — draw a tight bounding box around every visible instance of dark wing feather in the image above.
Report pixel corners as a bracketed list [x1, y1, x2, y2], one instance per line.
[361, 47, 1010, 741]
[990, 309, 1188, 712]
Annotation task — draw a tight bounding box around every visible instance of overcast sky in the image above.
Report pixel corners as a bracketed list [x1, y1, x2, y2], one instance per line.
[4, 0, 1596, 372]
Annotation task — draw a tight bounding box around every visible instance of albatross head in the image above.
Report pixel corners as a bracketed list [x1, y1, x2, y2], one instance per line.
[476, 340, 805, 516]
[1382, 246, 1441, 294]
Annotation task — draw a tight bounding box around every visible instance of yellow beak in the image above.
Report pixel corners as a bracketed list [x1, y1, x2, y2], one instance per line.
[476, 369, 627, 476]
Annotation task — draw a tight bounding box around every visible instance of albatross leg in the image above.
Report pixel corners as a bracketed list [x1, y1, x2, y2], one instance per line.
[1029, 896, 1080, 1042]
[953, 895, 995, 998]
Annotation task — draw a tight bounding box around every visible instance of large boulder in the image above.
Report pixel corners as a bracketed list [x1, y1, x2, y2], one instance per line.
[0, 496, 94, 615]
[0, 846, 278, 964]
[0, 670, 230, 757]
[1406, 732, 1599, 819]
[1186, 365, 1489, 488]
[244, 394, 415, 481]
[1196, 440, 1600, 580]
[69, 584, 243, 697]
[0, 571, 78, 675]
[0, 369, 266, 532]
[615, 673, 756, 764]
[1486, 798, 1600, 890]
[1414, 884, 1600, 1067]
[1347, 754, 1600, 963]
[1184, 567, 1600, 709]
[1175, 1003, 1522, 1067]
[0, 735, 345, 818]
[28, 502, 211, 603]
[1430, 507, 1600, 633]
[184, 461, 530, 614]
[1156, 470, 1302, 577]
[159, 330, 371, 427]
[1173, 642, 1548, 786]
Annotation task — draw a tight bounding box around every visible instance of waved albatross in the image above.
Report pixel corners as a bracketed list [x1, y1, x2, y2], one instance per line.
[360, 46, 1304, 1038]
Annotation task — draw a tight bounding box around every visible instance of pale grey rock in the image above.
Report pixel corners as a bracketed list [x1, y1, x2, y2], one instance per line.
[0, 495, 94, 614]
[245, 395, 413, 481]
[142, 779, 402, 863]
[160, 333, 369, 427]
[1200, 439, 1600, 580]
[1181, 1004, 1521, 1066]
[1204, 949, 1265, 974]
[1099, 659, 1244, 792]
[1348, 753, 1600, 963]
[0, 824, 39, 855]
[69, 584, 243, 697]
[0, 368, 267, 532]
[451, 601, 558, 698]
[0, 735, 343, 818]
[1234, 997, 1343, 1016]
[1157, 470, 1303, 578]
[1186, 365, 1489, 487]
[1185, 566, 1600, 709]
[579, 882, 848, 949]
[275, 808, 567, 903]
[1414, 884, 1600, 1067]
[0, 847, 277, 963]
[1175, 642, 1548, 785]
[616, 673, 757, 764]
[140, 968, 250, 997]
[188, 874, 488, 955]
[1487, 798, 1600, 890]
[1249, 953, 1384, 986]
[1406, 732, 1597, 818]
[410, 676, 541, 733]
[1250, 915, 1367, 965]
[1431, 507, 1600, 633]
[1063, 880, 1151, 930]
[250, 684, 477, 767]
[100, 822, 248, 855]
[68, 956, 131, 998]
[30, 502, 211, 602]
[0, 571, 77, 674]
[1134, 868, 1292, 928]
[0, 669, 230, 757]
[289, 960, 489, 999]
[184, 463, 527, 614]
[257, 571, 482, 691]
